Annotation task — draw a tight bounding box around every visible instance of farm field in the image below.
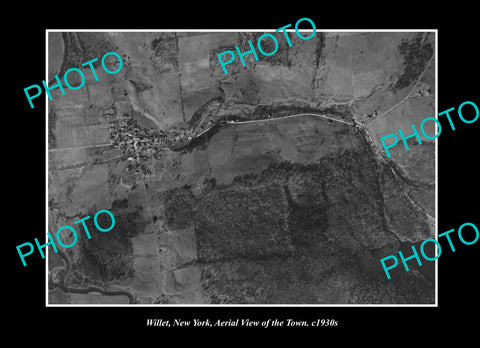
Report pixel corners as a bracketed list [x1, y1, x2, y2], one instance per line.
[47, 31, 436, 305]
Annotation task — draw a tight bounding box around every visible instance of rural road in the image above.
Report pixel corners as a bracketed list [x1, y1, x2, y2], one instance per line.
[226, 112, 353, 126]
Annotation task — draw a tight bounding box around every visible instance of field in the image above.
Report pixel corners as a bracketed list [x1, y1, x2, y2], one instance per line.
[47, 31, 436, 304]
[48, 32, 64, 80]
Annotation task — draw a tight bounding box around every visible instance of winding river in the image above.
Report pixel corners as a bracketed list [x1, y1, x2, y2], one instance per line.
[56, 249, 136, 304]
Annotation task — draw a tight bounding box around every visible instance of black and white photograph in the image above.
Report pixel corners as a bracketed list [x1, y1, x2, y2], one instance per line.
[46, 30, 436, 305]
[9, 7, 478, 339]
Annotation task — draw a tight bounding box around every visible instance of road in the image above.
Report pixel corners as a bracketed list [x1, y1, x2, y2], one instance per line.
[404, 190, 435, 222]
[192, 111, 352, 143]
[365, 55, 435, 127]
[48, 143, 113, 152]
[225, 112, 353, 126]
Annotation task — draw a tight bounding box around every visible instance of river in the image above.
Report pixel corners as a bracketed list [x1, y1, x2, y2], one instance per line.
[56, 249, 136, 304]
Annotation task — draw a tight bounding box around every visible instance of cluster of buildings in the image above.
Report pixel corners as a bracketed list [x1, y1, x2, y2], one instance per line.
[104, 108, 192, 175]
[413, 81, 432, 97]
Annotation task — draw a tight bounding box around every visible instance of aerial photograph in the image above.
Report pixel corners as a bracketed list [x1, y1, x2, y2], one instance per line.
[47, 30, 436, 305]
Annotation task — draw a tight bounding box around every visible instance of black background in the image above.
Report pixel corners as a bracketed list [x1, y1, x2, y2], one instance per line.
[8, 4, 478, 340]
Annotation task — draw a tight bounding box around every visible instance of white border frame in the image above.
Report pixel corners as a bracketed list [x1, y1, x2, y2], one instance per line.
[46, 28, 438, 307]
